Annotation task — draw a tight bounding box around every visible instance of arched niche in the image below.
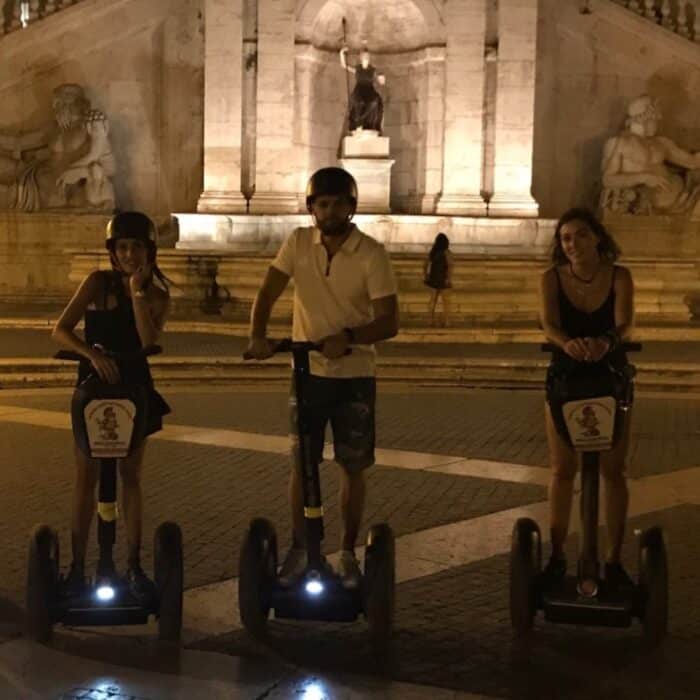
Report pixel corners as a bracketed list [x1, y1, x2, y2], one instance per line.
[296, 0, 445, 52]
[294, 0, 447, 212]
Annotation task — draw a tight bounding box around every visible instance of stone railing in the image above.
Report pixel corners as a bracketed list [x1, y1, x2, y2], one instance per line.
[1, 0, 84, 36]
[611, 0, 699, 41]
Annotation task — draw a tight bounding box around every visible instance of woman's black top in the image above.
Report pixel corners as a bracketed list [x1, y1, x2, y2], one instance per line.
[78, 270, 170, 435]
[552, 265, 626, 365]
[424, 250, 450, 290]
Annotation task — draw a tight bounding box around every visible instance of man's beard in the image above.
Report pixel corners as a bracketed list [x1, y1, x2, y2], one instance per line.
[318, 219, 350, 236]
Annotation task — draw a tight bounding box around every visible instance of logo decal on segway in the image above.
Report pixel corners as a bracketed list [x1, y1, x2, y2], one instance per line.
[563, 397, 616, 451]
[84, 399, 136, 458]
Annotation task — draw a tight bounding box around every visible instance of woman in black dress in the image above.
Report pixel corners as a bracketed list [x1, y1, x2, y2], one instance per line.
[424, 232, 453, 327]
[52, 211, 171, 598]
[539, 208, 635, 588]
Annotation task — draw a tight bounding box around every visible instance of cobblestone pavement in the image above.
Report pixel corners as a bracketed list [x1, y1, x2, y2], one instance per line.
[196, 506, 700, 700]
[0, 385, 698, 698]
[2, 385, 698, 477]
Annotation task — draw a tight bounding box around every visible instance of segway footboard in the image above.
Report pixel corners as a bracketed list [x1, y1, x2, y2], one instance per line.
[542, 579, 634, 627]
[272, 579, 361, 623]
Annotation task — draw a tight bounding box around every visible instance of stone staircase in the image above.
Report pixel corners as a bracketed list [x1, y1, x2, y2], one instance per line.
[1, 0, 84, 35]
[68, 249, 700, 342]
[609, 0, 699, 42]
[214, 253, 700, 329]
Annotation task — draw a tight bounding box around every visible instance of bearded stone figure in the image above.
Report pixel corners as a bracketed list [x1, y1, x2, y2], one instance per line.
[600, 95, 700, 216]
[0, 84, 116, 211]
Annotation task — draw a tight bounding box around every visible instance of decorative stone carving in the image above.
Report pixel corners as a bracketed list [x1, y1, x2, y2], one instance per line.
[600, 95, 700, 216]
[0, 84, 116, 212]
[340, 43, 386, 134]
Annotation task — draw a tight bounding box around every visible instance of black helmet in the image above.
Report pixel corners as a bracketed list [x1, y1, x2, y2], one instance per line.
[305, 167, 358, 211]
[105, 211, 156, 251]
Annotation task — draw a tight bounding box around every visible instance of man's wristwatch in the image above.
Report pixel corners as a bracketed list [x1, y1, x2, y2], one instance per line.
[343, 327, 355, 344]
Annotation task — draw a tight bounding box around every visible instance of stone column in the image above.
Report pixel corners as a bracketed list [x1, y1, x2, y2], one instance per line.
[249, 0, 299, 214]
[436, 0, 488, 216]
[420, 46, 445, 213]
[197, 0, 247, 213]
[489, 0, 539, 217]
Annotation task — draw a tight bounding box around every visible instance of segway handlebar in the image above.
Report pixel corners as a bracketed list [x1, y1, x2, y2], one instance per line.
[540, 342, 642, 353]
[243, 338, 351, 360]
[54, 345, 163, 362]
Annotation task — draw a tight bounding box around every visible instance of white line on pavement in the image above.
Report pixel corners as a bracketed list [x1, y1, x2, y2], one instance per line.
[0, 405, 550, 485]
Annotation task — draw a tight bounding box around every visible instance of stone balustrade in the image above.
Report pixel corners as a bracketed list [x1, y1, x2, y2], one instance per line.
[612, 0, 700, 41]
[1, 0, 83, 36]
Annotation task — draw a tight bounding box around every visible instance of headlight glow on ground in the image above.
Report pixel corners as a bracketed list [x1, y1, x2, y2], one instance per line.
[301, 680, 327, 700]
[305, 579, 324, 596]
[96, 585, 115, 602]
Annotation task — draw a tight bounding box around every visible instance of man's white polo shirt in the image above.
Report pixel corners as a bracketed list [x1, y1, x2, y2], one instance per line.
[271, 224, 397, 378]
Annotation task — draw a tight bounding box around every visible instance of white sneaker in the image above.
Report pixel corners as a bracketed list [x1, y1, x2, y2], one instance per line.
[337, 550, 362, 589]
[278, 547, 307, 586]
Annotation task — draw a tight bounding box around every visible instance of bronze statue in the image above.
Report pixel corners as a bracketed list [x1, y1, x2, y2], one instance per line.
[340, 44, 385, 134]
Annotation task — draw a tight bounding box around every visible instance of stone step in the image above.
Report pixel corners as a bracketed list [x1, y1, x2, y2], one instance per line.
[67, 249, 700, 325]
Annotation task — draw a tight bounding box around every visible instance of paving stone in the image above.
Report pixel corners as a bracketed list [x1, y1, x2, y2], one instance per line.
[194, 506, 700, 700]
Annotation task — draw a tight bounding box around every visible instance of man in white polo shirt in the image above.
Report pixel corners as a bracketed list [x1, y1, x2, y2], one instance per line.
[245, 167, 399, 587]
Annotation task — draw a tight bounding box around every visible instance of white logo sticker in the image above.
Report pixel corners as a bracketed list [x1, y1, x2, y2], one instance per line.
[84, 399, 136, 458]
[563, 396, 617, 451]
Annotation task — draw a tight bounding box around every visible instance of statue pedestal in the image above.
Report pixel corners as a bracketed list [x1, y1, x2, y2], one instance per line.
[340, 131, 394, 214]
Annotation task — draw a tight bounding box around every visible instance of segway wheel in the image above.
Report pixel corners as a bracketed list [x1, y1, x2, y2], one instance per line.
[26, 524, 59, 643]
[509, 518, 541, 635]
[363, 523, 395, 653]
[238, 518, 277, 638]
[638, 526, 668, 646]
[154, 521, 183, 642]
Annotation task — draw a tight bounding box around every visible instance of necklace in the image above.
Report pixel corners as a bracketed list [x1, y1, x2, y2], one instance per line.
[569, 263, 599, 284]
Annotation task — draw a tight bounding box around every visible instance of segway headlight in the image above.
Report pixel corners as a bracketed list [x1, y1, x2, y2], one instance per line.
[304, 571, 324, 596]
[96, 585, 115, 602]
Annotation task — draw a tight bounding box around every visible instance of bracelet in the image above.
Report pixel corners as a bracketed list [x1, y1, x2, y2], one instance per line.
[133, 289, 146, 298]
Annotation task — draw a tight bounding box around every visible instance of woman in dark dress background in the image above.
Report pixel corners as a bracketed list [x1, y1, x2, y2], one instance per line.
[424, 232, 453, 327]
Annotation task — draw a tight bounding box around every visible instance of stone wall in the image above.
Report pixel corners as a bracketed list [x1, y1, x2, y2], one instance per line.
[533, 0, 700, 218]
[0, 0, 204, 228]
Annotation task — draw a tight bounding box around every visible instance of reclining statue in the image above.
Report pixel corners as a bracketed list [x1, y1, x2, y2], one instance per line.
[0, 83, 116, 211]
[600, 95, 700, 216]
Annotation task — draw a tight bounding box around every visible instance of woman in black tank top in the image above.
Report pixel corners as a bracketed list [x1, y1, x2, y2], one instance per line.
[539, 208, 636, 587]
[423, 232, 453, 326]
[52, 212, 171, 598]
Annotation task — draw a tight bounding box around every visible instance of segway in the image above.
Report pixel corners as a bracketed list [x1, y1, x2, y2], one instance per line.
[510, 342, 668, 645]
[25, 346, 183, 643]
[240, 339, 395, 651]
